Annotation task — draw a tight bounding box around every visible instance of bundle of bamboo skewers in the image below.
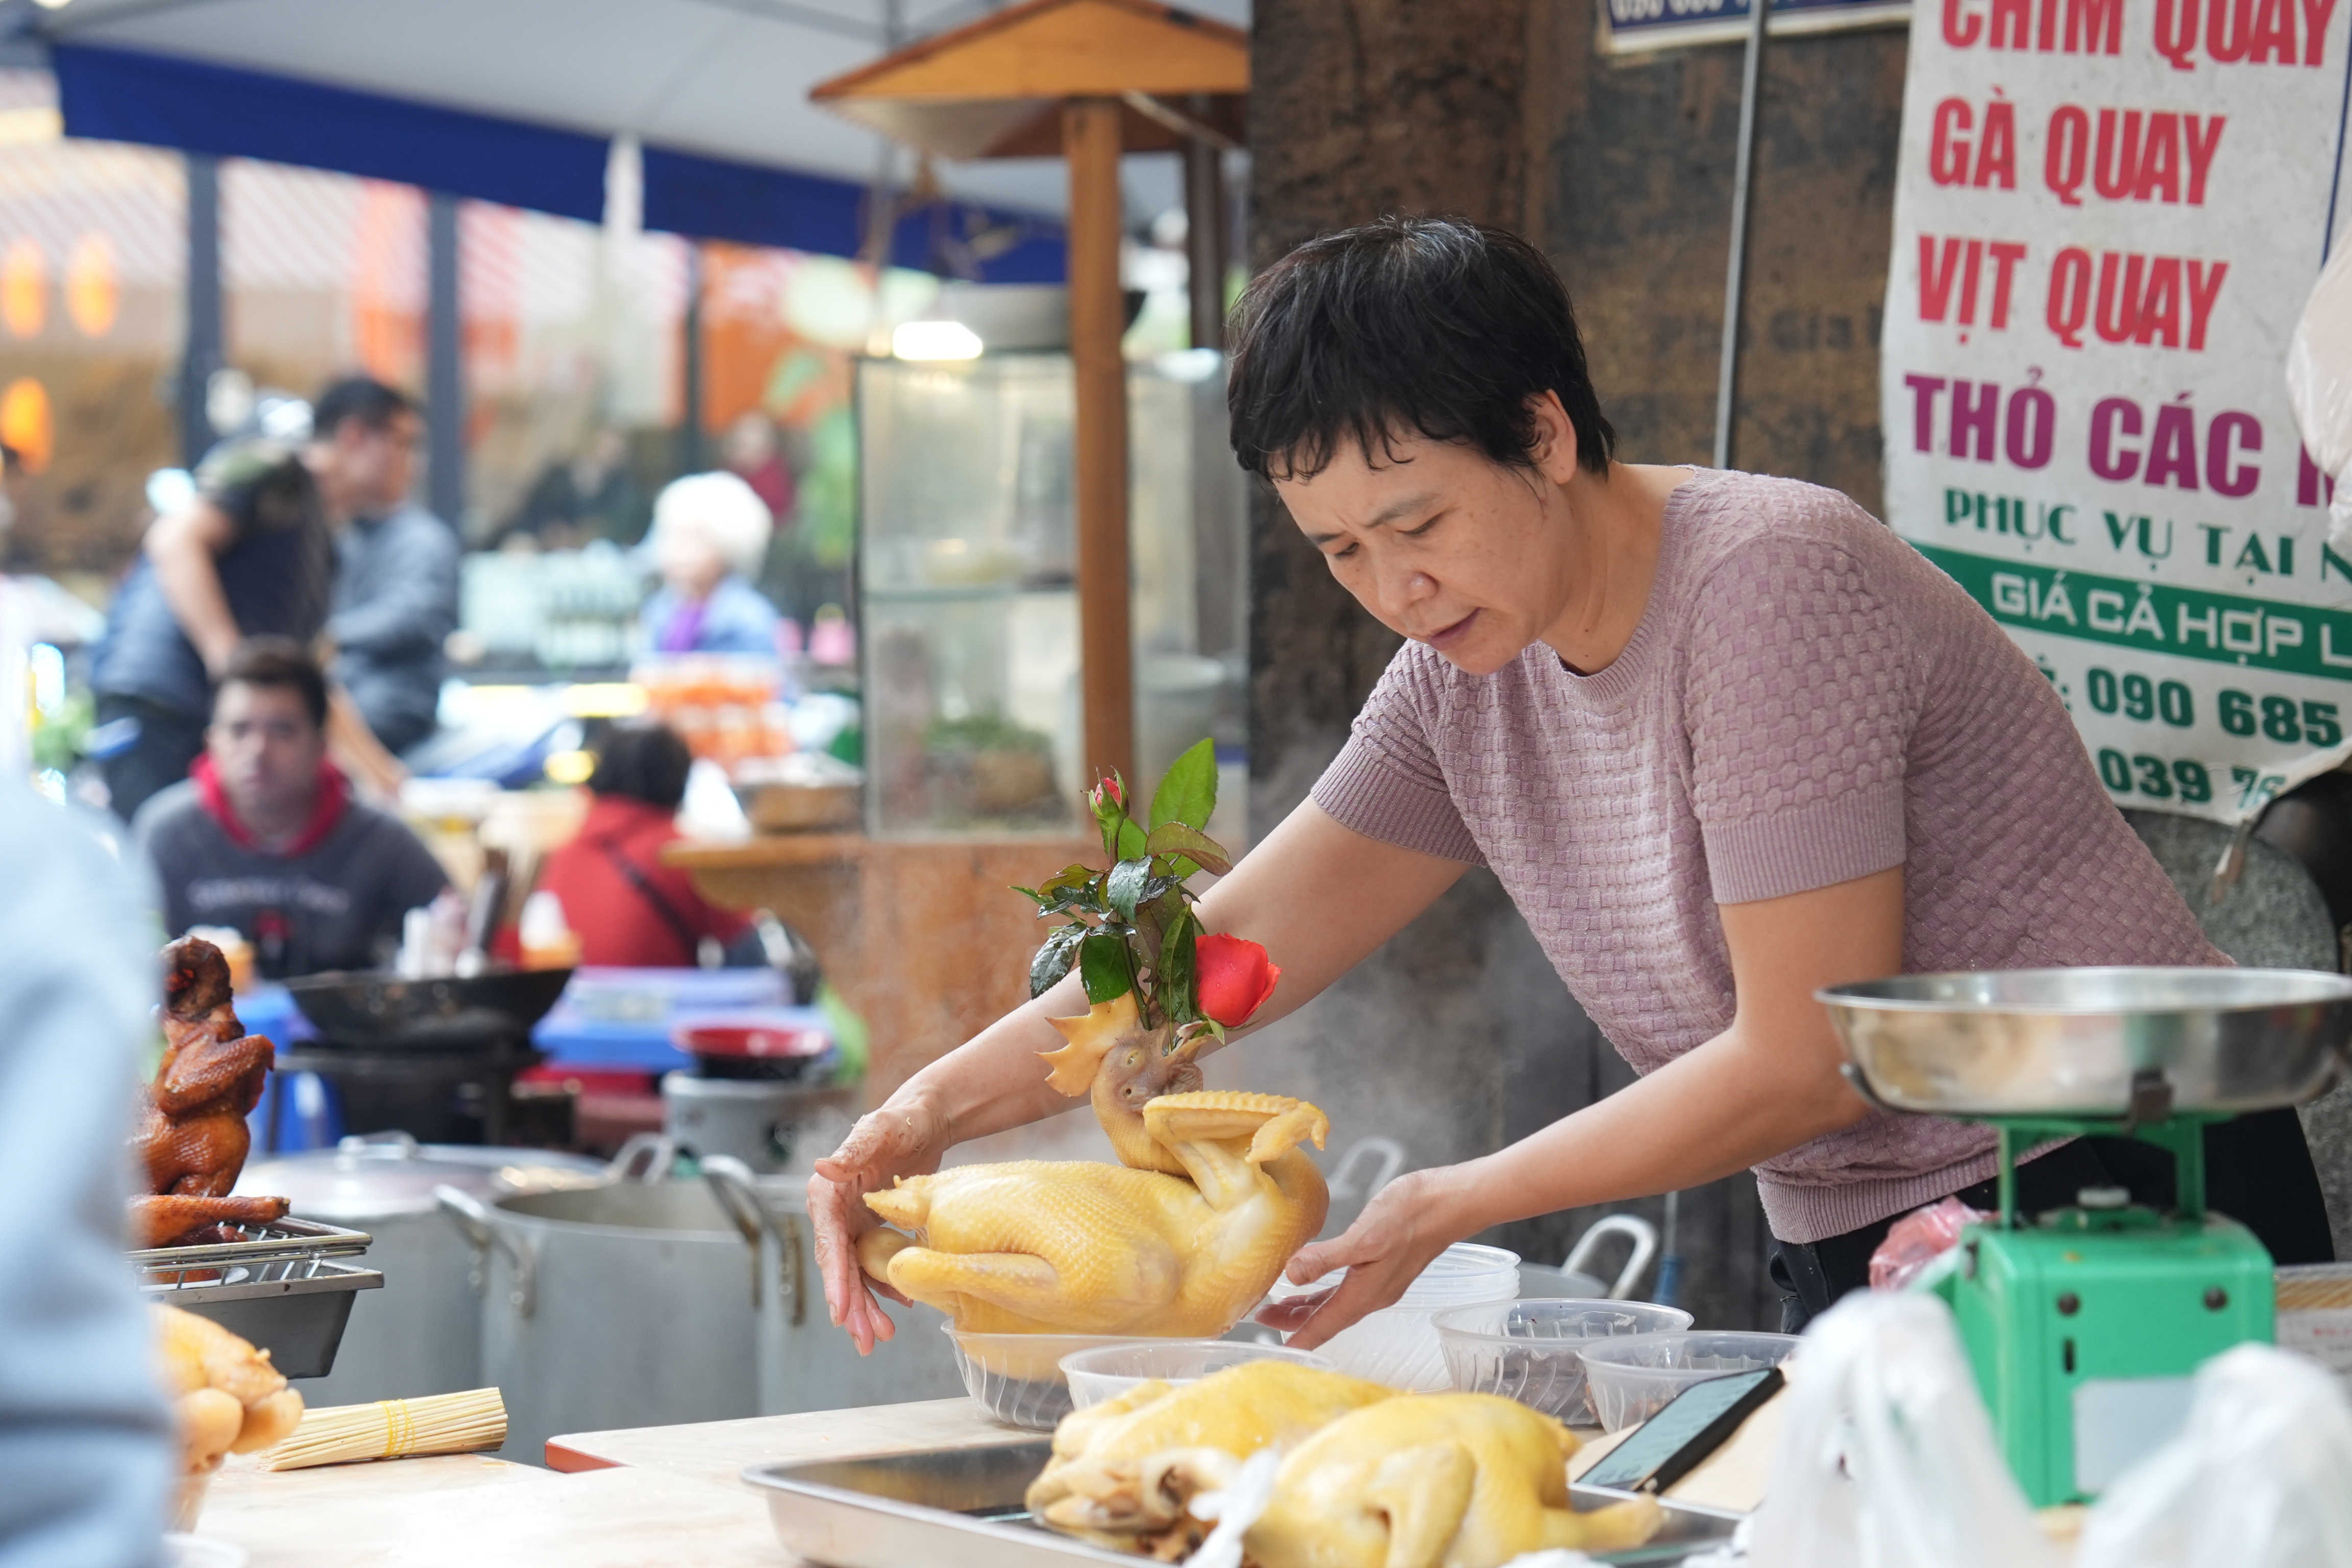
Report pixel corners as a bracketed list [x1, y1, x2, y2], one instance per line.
[262, 1387, 507, 1471]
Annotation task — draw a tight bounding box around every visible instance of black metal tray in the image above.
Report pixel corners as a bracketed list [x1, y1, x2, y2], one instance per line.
[134, 1217, 381, 1380]
[744, 1438, 1742, 1567]
[156, 1260, 384, 1378]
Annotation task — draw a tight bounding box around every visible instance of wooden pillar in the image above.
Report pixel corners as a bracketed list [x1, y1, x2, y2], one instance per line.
[1064, 96, 1134, 789]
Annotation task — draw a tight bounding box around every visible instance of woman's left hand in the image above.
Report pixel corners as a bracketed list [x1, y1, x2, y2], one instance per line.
[1255, 1166, 1472, 1349]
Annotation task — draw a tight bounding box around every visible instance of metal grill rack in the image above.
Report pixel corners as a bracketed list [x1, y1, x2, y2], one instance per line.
[134, 1218, 382, 1379]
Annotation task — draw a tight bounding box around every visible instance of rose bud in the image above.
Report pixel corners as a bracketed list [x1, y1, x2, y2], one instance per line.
[1195, 934, 1280, 1026]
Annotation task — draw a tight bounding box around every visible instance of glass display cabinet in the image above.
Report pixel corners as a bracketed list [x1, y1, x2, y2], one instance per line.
[857, 350, 1247, 838]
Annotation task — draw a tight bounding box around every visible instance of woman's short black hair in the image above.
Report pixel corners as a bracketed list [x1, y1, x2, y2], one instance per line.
[1227, 217, 1615, 482]
[589, 724, 694, 810]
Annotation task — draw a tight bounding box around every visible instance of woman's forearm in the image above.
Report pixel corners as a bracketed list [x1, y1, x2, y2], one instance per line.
[885, 972, 1094, 1140]
[1422, 1024, 1871, 1236]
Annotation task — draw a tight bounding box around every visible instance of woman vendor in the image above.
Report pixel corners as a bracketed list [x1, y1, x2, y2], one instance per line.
[811, 218, 2334, 1348]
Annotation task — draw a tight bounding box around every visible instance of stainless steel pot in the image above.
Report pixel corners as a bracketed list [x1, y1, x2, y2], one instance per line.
[234, 1132, 612, 1404]
[438, 1159, 963, 1464]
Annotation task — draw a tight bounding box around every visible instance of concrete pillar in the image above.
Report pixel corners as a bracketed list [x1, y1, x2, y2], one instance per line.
[1240, 0, 1786, 1329]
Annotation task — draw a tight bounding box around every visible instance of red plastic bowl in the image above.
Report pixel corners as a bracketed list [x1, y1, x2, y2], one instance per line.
[672, 1019, 833, 1081]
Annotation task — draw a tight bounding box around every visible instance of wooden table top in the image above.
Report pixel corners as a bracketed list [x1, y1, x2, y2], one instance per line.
[195, 1450, 782, 1567]
[545, 1396, 1032, 1487]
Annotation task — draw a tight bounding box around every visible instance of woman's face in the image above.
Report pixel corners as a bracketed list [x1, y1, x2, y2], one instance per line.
[1275, 409, 1584, 678]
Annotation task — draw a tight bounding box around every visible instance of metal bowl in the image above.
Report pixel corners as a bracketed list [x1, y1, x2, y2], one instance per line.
[1818, 967, 2352, 1118]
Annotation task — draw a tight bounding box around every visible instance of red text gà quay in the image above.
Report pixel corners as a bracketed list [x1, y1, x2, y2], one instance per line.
[2044, 108, 2223, 206]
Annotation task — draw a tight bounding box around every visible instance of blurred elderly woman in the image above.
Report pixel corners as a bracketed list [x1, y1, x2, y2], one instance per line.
[641, 471, 782, 656]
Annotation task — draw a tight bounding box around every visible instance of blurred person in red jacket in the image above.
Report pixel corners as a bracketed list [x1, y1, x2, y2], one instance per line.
[535, 724, 753, 968]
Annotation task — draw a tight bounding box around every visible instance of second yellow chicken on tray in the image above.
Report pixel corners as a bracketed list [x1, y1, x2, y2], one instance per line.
[1031, 1361, 1663, 1568]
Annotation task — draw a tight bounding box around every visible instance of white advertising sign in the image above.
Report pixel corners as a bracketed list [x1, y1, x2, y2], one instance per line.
[1601, 0, 1910, 56]
[1882, 0, 2352, 822]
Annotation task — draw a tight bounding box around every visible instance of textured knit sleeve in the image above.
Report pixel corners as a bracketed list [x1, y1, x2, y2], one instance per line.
[1684, 530, 1916, 904]
[1311, 646, 1487, 865]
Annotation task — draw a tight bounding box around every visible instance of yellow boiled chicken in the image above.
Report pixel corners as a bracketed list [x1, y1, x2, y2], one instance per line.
[1027, 1360, 1400, 1557]
[856, 992, 1331, 1336]
[155, 1303, 305, 1528]
[1240, 1394, 1663, 1568]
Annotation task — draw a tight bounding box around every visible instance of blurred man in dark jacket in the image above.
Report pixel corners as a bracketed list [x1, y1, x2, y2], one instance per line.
[90, 375, 427, 820]
[318, 379, 459, 756]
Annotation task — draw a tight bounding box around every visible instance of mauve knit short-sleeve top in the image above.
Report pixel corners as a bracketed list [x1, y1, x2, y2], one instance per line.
[1311, 468, 2219, 1244]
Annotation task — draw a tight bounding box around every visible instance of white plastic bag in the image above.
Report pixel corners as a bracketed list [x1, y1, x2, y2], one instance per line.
[1744, 1292, 2059, 1568]
[2074, 1343, 2352, 1568]
[2285, 241, 2352, 552]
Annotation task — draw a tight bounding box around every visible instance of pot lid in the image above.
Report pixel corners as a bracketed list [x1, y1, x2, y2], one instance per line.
[235, 1133, 610, 1219]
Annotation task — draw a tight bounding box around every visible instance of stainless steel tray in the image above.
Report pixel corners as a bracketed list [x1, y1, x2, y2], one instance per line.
[745, 1439, 1741, 1567]
[1819, 967, 2352, 1118]
[139, 1255, 383, 1380]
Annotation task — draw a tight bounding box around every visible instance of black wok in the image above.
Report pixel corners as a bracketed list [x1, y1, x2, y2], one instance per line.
[283, 967, 574, 1051]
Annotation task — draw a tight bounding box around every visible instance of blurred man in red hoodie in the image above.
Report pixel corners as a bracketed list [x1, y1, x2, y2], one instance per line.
[131, 638, 448, 978]
[534, 725, 752, 968]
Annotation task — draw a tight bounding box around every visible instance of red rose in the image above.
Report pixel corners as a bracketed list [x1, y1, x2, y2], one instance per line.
[1195, 934, 1280, 1026]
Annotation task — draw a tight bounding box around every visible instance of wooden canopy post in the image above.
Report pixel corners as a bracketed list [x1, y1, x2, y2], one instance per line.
[1065, 97, 1136, 788]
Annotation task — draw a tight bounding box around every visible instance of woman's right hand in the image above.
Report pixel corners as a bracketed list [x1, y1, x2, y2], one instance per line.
[809, 1091, 950, 1355]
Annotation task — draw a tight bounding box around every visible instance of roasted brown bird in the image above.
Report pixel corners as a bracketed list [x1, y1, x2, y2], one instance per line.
[127, 937, 288, 1250]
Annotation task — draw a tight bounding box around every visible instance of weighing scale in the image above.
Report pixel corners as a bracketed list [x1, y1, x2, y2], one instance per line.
[1819, 967, 2352, 1507]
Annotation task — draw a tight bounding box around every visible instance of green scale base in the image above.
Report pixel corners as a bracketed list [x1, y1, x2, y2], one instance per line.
[1929, 1211, 2273, 1505]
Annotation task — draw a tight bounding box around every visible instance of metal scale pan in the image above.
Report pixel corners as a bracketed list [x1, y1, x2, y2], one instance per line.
[1818, 966, 2352, 1121]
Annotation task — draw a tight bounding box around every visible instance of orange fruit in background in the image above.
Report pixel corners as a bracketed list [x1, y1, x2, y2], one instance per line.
[2, 238, 45, 338]
[2, 378, 54, 472]
[65, 232, 116, 337]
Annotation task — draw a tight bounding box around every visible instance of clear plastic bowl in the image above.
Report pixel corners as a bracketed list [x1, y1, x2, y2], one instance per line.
[945, 1325, 1172, 1430]
[1434, 1298, 1696, 1425]
[1059, 1339, 1338, 1409]
[1279, 1242, 1522, 1391]
[1575, 1330, 1801, 1432]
